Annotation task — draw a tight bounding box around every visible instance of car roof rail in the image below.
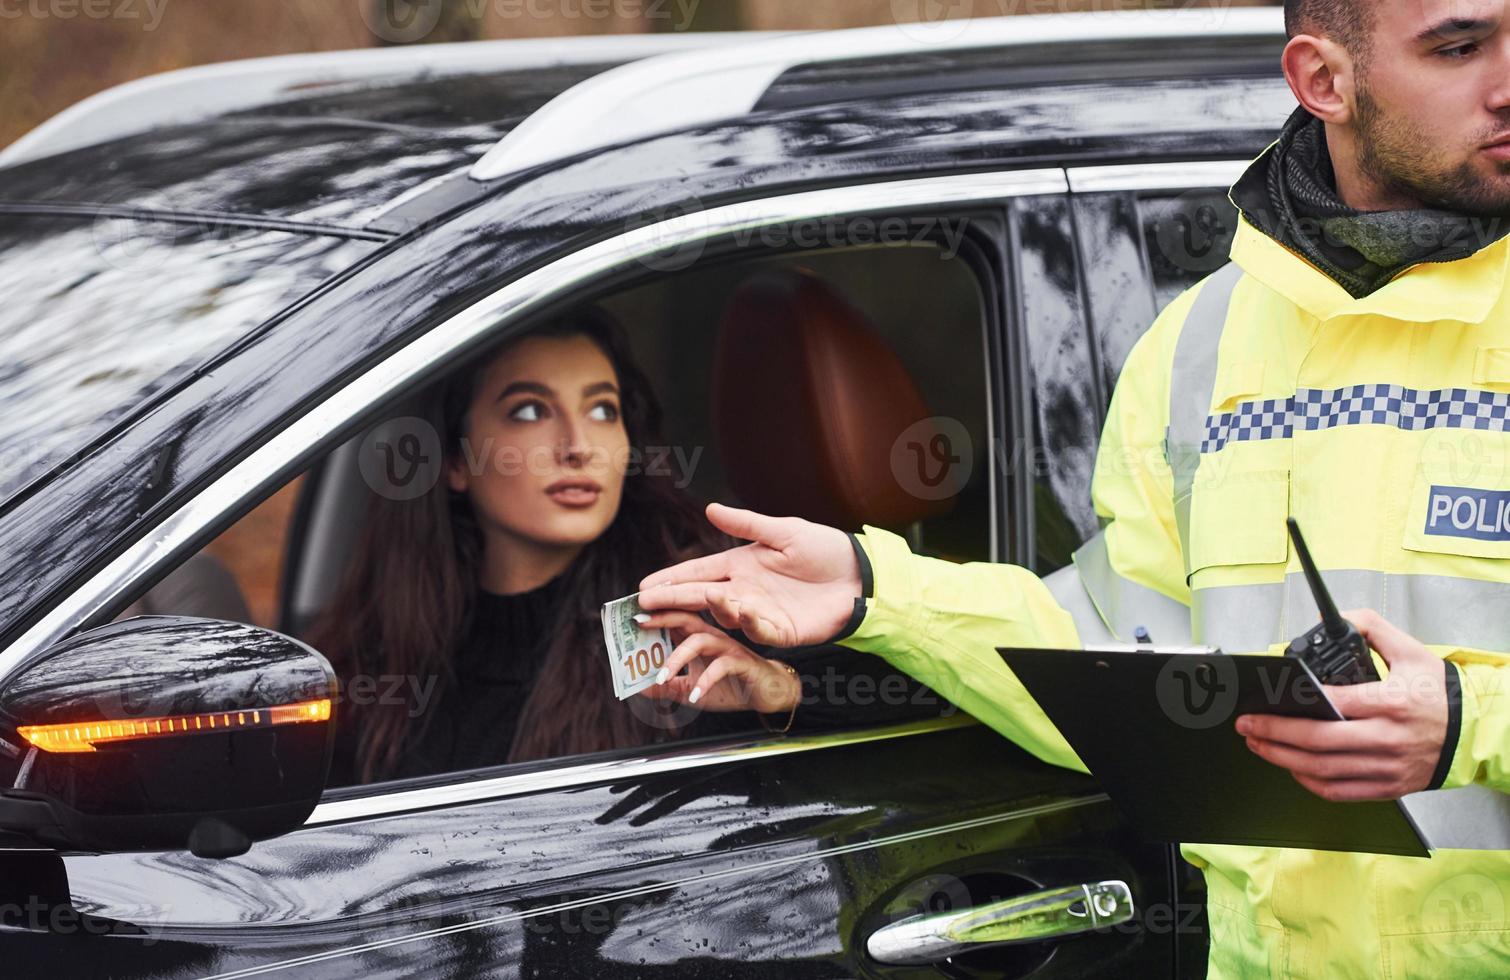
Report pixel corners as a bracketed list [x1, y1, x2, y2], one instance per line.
[0, 31, 788, 170]
[468, 7, 1284, 182]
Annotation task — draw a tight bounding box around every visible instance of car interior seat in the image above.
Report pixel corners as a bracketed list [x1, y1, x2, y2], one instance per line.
[112, 551, 253, 625]
[711, 267, 976, 725]
[278, 405, 423, 638]
[712, 267, 957, 537]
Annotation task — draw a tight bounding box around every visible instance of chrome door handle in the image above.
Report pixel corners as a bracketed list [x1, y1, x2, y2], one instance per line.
[865, 879, 1134, 965]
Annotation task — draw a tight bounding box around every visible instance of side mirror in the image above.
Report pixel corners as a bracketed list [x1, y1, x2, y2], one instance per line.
[0, 616, 335, 858]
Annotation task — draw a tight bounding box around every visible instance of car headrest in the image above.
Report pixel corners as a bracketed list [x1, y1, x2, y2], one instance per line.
[712, 269, 954, 531]
[279, 401, 424, 637]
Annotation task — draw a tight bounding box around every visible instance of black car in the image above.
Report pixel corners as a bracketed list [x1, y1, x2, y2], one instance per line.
[0, 10, 1294, 978]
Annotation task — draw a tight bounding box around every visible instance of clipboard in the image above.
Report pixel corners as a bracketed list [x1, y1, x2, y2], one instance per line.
[998, 644, 1430, 858]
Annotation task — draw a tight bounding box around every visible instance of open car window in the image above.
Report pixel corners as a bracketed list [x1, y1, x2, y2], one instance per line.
[109, 227, 998, 790]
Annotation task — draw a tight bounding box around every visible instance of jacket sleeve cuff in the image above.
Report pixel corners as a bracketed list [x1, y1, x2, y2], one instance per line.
[833, 526, 925, 653]
[852, 531, 874, 598]
[1426, 660, 1463, 791]
[826, 532, 875, 643]
[1441, 660, 1507, 791]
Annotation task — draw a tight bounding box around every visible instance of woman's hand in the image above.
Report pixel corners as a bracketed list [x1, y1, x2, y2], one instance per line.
[635, 610, 800, 714]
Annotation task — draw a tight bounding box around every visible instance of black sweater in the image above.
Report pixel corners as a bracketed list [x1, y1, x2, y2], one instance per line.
[389, 577, 566, 780]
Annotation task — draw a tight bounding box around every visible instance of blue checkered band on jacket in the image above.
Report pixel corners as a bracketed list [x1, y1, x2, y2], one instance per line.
[1200, 384, 1510, 453]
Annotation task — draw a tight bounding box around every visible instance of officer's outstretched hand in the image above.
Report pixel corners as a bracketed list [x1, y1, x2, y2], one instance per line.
[638, 503, 860, 649]
[1236, 608, 1450, 801]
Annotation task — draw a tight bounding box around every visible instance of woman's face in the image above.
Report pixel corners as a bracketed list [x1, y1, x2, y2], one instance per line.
[446, 333, 630, 554]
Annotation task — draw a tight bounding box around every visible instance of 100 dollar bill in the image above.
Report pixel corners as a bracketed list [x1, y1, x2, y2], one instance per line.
[600, 593, 673, 701]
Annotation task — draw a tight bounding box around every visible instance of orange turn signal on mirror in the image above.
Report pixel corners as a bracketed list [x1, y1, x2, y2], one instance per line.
[16, 698, 332, 754]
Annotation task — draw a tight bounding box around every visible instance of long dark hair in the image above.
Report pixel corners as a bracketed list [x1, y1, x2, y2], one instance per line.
[306, 309, 725, 783]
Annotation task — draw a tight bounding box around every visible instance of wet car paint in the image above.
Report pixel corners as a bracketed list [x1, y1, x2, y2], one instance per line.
[0, 65, 623, 228]
[0, 215, 378, 504]
[8, 724, 1171, 978]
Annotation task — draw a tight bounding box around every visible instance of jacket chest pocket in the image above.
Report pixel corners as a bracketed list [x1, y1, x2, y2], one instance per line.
[1403, 433, 1510, 563]
[1186, 464, 1292, 580]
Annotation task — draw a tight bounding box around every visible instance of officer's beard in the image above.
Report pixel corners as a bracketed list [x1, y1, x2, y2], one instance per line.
[1353, 77, 1510, 218]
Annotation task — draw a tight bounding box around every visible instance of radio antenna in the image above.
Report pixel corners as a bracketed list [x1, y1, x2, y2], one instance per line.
[1287, 517, 1347, 639]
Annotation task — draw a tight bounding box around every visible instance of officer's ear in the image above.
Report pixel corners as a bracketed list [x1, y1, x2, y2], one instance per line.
[1281, 33, 1356, 126]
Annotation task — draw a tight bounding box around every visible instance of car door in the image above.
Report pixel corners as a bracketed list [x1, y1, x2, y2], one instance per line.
[1065, 160, 1256, 979]
[1065, 162, 1249, 411]
[10, 722, 1169, 978]
[3, 172, 1178, 979]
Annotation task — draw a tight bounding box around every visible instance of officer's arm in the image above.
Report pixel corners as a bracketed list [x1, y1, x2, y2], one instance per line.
[838, 526, 1086, 771]
[836, 288, 1203, 774]
[1442, 661, 1510, 793]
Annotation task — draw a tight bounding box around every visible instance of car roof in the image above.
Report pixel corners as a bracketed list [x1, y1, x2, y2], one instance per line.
[0, 11, 1286, 232]
[0, 31, 773, 164]
[0, 65, 616, 230]
[0, 32, 790, 229]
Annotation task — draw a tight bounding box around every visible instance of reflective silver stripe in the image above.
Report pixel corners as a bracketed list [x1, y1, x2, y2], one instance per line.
[1192, 570, 1510, 653]
[1404, 785, 1510, 851]
[309, 716, 976, 826]
[1067, 529, 1191, 644]
[1041, 562, 1116, 645]
[1196, 571, 1510, 850]
[1166, 262, 1245, 579]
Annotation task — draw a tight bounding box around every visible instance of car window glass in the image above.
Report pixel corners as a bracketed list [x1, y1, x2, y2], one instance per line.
[1140, 189, 1242, 314]
[1073, 186, 1241, 412]
[0, 214, 374, 505]
[605, 243, 994, 565]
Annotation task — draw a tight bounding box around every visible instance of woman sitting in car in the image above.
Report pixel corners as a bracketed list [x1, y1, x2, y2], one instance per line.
[308, 309, 814, 786]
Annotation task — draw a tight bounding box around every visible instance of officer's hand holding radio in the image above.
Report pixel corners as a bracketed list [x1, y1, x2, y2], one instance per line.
[1237, 608, 1452, 803]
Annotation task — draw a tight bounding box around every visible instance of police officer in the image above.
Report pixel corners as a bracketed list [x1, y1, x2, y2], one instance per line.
[638, 2, 1510, 976]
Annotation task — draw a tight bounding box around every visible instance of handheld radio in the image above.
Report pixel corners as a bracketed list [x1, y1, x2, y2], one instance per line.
[1284, 517, 1380, 685]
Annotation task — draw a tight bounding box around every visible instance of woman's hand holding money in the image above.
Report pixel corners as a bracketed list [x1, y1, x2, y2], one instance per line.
[638, 503, 860, 648]
[636, 610, 801, 713]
